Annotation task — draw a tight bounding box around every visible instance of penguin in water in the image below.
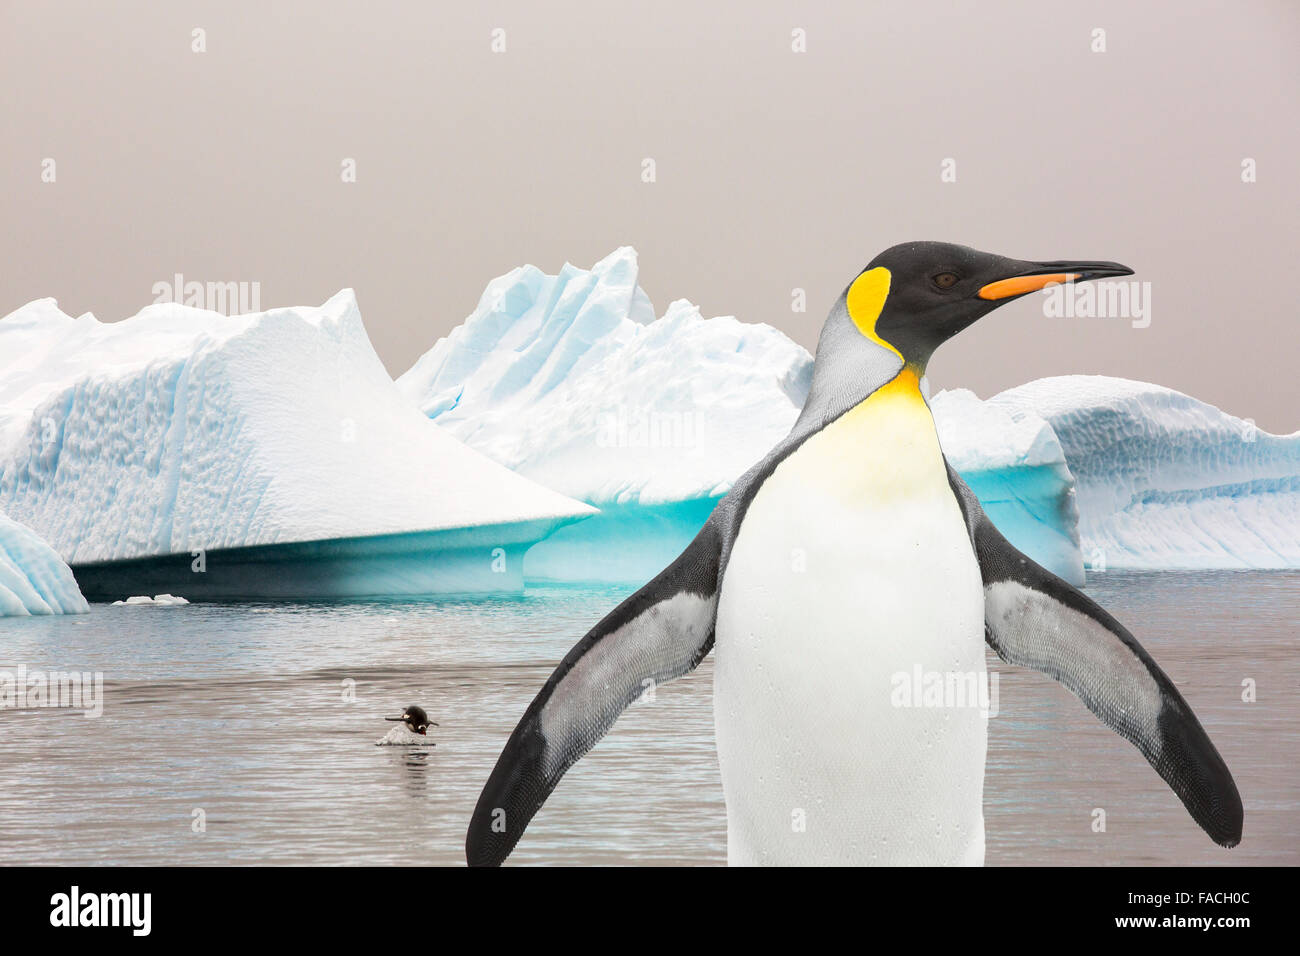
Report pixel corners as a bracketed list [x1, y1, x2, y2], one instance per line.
[377, 704, 438, 746]
[466, 241, 1244, 865]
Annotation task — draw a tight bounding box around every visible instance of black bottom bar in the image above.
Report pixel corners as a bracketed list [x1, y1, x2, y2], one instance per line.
[0, 865, 1275, 941]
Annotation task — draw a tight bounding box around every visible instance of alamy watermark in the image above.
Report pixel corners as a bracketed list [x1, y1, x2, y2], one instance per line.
[0, 664, 103, 718]
[890, 666, 999, 718]
[50, 886, 150, 936]
[1041, 279, 1151, 329]
[151, 273, 261, 314]
[596, 407, 700, 449]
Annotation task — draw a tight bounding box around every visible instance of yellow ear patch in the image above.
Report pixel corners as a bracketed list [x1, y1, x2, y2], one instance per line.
[846, 267, 899, 358]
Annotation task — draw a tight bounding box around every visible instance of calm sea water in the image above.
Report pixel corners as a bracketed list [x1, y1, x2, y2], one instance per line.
[1, 572, 1295, 866]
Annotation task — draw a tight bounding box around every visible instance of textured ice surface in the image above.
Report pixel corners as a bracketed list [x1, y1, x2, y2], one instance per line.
[0, 511, 88, 616]
[0, 291, 594, 597]
[399, 248, 812, 506]
[397, 247, 812, 581]
[991, 376, 1299, 571]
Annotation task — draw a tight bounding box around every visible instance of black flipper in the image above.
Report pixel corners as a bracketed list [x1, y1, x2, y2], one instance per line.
[947, 464, 1244, 847]
[466, 522, 722, 866]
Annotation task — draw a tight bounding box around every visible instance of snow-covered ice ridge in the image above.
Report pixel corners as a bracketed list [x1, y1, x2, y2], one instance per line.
[399, 247, 811, 505]
[989, 376, 1299, 572]
[398, 247, 812, 581]
[0, 511, 88, 616]
[0, 292, 594, 599]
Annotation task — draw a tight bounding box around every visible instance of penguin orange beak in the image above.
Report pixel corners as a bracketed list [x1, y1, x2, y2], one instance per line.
[978, 260, 1133, 300]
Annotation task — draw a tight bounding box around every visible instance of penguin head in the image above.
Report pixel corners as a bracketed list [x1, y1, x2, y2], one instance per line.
[386, 704, 436, 735]
[846, 241, 1133, 367]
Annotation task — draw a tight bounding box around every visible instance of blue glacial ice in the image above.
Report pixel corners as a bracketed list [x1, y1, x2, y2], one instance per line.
[989, 376, 1299, 572]
[402, 248, 1297, 585]
[0, 511, 88, 616]
[0, 293, 594, 600]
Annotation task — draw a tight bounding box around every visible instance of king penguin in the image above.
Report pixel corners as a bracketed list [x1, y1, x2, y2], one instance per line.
[466, 241, 1244, 866]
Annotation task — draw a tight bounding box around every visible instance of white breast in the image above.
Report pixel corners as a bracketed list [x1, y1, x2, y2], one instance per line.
[713, 372, 988, 865]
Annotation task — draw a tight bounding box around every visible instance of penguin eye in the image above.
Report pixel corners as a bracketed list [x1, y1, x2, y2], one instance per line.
[932, 272, 960, 290]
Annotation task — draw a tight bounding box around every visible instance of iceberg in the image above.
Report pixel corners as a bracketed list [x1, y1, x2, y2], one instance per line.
[0, 511, 89, 616]
[990, 376, 1300, 572]
[0, 292, 595, 600]
[398, 247, 812, 582]
[110, 594, 190, 607]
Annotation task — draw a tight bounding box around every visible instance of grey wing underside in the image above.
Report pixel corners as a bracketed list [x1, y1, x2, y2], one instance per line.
[465, 519, 724, 866]
[945, 462, 1244, 847]
[466, 412, 821, 866]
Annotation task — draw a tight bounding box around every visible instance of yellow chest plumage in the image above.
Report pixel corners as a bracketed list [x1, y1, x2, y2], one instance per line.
[776, 365, 952, 505]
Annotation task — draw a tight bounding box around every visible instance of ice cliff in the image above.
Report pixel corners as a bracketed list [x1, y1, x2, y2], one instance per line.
[0, 292, 594, 599]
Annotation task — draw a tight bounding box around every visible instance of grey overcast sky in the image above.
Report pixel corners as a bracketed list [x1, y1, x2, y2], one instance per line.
[3, 1, 1296, 429]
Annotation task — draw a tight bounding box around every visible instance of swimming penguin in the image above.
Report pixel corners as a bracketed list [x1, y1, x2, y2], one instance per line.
[377, 705, 438, 746]
[466, 241, 1244, 865]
